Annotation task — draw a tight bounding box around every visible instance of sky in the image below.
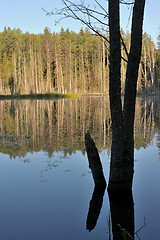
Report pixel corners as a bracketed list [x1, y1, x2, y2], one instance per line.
[0, 0, 159, 45]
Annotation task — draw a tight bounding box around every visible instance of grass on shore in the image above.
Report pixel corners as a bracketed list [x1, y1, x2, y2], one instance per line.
[0, 93, 80, 100]
[0, 90, 157, 100]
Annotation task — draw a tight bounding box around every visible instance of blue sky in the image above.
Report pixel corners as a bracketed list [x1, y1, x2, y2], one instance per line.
[0, 0, 159, 45]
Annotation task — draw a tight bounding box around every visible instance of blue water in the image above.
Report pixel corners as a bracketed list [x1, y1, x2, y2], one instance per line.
[0, 97, 159, 240]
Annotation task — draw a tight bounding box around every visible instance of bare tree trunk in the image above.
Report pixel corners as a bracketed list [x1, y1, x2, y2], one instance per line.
[108, 0, 124, 192]
[144, 46, 147, 91]
[18, 50, 22, 93]
[74, 58, 77, 93]
[102, 38, 106, 93]
[108, 0, 146, 192]
[123, 0, 146, 190]
[69, 42, 72, 92]
[34, 52, 38, 94]
[46, 44, 51, 93]
[37, 51, 43, 94]
[12, 52, 17, 93]
[148, 43, 156, 93]
[29, 44, 35, 94]
[81, 49, 85, 93]
[23, 54, 27, 94]
[0, 64, 2, 94]
[100, 51, 103, 93]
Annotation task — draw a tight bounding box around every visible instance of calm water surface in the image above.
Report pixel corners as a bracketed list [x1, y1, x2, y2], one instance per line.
[0, 96, 160, 240]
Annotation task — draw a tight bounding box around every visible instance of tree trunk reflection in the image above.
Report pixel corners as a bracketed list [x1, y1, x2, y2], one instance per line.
[108, 191, 134, 240]
[86, 185, 106, 232]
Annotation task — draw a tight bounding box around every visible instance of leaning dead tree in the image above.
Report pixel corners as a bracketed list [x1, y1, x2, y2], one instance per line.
[44, 0, 146, 192]
[85, 130, 106, 187]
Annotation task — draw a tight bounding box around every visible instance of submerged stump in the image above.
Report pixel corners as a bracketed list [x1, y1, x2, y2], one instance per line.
[85, 130, 106, 232]
[85, 130, 106, 188]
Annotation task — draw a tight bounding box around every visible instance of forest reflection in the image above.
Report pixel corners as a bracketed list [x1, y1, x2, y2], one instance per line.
[0, 96, 159, 158]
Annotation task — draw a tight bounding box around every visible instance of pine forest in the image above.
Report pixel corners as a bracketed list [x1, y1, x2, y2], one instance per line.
[0, 26, 159, 95]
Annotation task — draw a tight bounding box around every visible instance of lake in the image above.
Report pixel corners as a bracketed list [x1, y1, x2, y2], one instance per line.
[0, 96, 159, 240]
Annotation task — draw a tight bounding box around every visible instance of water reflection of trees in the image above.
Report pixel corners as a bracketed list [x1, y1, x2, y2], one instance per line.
[0, 96, 159, 158]
[134, 97, 157, 149]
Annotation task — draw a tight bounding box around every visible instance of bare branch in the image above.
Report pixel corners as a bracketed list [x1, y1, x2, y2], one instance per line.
[43, 1, 109, 30]
[95, 0, 108, 17]
[68, 1, 108, 27]
[43, 0, 110, 43]
[43, 0, 129, 63]
[120, 34, 129, 58]
[119, 0, 135, 5]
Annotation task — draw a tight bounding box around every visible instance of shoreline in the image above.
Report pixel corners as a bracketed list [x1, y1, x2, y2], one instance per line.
[0, 93, 80, 100]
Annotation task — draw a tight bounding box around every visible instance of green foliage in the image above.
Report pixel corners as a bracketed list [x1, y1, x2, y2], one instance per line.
[8, 75, 14, 95]
[0, 26, 158, 95]
[118, 224, 134, 240]
[0, 93, 80, 100]
[157, 34, 160, 49]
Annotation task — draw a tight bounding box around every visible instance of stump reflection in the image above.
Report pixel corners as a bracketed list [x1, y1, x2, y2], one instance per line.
[85, 131, 134, 239]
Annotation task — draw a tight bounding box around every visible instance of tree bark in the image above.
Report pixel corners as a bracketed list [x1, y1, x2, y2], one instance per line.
[102, 38, 106, 93]
[123, 0, 146, 190]
[108, 0, 125, 192]
[85, 131, 106, 187]
[108, 190, 134, 240]
[108, 0, 146, 192]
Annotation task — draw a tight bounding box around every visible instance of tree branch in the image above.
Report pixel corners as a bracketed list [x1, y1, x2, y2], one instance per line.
[42, 0, 129, 62]
[120, 0, 135, 5]
[120, 34, 129, 58]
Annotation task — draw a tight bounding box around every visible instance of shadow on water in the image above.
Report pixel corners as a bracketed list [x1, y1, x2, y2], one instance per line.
[85, 131, 135, 240]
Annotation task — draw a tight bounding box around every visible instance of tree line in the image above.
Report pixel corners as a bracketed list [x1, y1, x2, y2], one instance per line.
[0, 26, 159, 95]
